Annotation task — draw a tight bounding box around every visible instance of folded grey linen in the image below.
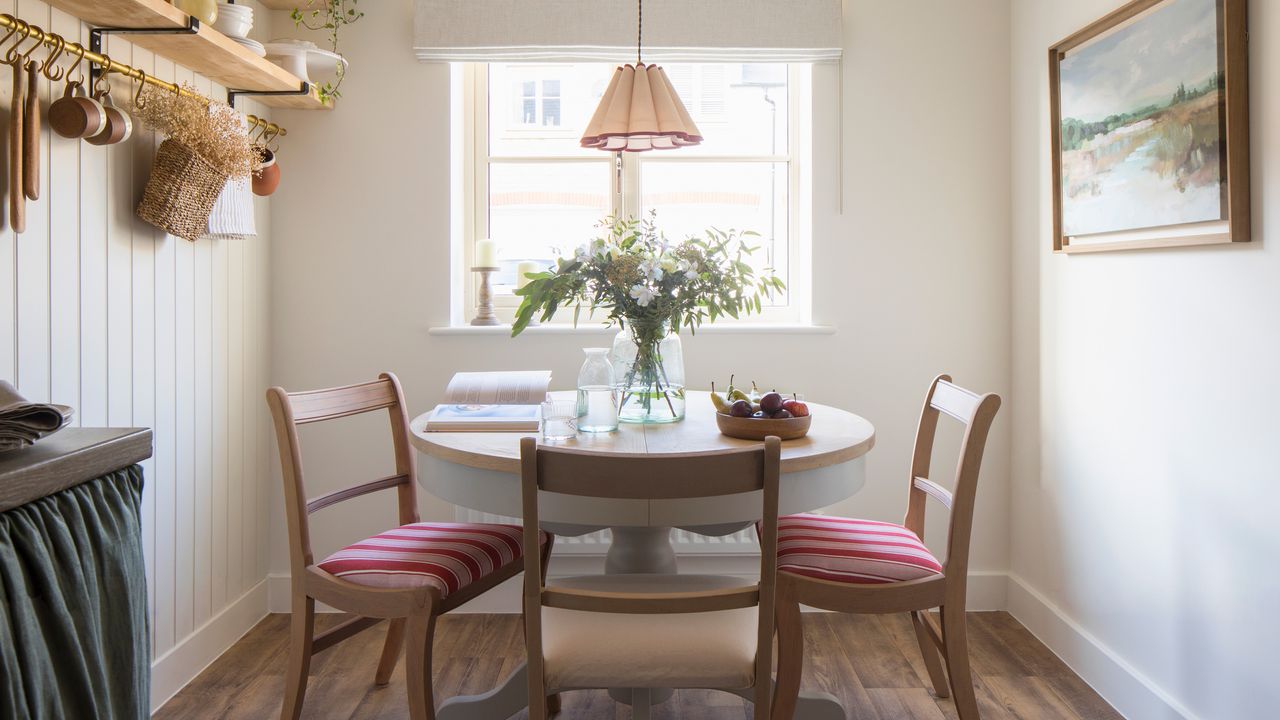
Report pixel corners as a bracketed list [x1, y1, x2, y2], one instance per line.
[0, 381, 74, 451]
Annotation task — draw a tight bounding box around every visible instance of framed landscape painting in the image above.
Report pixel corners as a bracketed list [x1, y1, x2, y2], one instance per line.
[1049, 0, 1249, 253]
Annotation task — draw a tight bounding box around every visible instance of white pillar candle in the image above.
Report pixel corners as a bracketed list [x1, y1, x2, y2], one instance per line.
[475, 239, 497, 268]
[516, 260, 540, 290]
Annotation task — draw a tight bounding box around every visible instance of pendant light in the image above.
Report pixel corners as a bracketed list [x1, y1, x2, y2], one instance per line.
[580, 0, 703, 151]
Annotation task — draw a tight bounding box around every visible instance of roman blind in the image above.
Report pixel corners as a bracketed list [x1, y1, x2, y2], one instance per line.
[413, 0, 843, 63]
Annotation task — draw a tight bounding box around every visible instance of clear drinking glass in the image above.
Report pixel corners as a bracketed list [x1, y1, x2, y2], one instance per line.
[576, 348, 618, 433]
[541, 397, 578, 442]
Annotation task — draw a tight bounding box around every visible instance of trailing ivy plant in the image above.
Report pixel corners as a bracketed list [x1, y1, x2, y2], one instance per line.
[291, 0, 364, 103]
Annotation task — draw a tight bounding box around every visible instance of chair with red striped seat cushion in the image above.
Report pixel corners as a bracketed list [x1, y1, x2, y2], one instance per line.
[775, 513, 943, 585]
[318, 521, 548, 597]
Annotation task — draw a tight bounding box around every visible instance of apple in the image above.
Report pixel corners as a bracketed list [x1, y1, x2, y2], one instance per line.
[782, 399, 810, 418]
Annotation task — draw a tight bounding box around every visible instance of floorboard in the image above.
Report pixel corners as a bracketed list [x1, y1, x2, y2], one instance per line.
[154, 611, 1122, 719]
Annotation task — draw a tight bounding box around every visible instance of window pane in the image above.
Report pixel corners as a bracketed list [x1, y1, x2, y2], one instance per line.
[489, 63, 615, 157]
[661, 63, 788, 157]
[487, 162, 612, 293]
[641, 161, 790, 301]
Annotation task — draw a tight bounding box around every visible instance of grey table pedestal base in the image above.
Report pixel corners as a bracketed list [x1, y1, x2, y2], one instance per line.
[436, 526, 845, 720]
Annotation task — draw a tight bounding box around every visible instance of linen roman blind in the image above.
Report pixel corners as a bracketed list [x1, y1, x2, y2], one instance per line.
[413, 0, 843, 63]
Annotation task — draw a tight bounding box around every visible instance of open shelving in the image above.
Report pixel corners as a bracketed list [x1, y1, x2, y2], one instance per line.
[45, 0, 328, 109]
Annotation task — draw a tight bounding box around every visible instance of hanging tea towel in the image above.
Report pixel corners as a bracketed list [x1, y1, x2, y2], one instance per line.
[207, 175, 256, 238]
[205, 109, 256, 239]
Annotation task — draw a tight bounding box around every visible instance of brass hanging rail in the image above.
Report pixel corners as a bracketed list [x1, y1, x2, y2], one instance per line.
[0, 13, 286, 138]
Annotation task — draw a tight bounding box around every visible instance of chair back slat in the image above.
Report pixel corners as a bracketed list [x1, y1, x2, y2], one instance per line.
[535, 447, 767, 499]
[287, 380, 399, 425]
[929, 379, 982, 423]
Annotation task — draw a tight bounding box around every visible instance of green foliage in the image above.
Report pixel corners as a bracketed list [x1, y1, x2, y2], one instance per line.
[511, 213, 785, 337]
[290, 0, 363, 102]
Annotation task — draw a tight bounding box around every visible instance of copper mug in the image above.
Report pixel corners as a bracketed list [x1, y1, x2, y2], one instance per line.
[86, 88, 133, 146]
[49, 81, 106, 139]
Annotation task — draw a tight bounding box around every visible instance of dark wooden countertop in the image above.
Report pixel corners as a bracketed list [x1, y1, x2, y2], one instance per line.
[0, 428, 153, 512]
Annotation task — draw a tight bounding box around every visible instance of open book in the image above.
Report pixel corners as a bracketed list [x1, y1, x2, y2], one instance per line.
[424, 371, 551, 432]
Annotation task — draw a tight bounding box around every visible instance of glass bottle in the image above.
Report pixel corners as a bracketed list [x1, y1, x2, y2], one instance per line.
[576, 348, 619, 432]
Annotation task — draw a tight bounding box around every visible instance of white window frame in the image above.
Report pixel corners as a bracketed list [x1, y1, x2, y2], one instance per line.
[458, 62, 813, 326]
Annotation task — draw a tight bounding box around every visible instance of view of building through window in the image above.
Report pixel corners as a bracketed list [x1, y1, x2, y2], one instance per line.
[476, 62, 799, 317]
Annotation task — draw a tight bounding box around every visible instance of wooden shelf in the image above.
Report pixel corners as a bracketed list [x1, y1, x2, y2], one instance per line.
[46, 0, 328, 109]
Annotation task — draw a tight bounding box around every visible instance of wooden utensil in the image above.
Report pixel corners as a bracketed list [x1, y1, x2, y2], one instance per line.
[10, 58, 25, 234]
[23, 60, 38, 201]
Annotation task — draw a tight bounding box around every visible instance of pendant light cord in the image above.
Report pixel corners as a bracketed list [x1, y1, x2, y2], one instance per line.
[637, 0, 643, 64]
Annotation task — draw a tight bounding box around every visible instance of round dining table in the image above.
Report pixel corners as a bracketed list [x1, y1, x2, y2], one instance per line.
[410, 391, 875, 720]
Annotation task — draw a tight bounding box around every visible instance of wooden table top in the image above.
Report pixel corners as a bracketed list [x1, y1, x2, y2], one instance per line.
[0, 427, 153, 512]
[410, 391, 875, 475]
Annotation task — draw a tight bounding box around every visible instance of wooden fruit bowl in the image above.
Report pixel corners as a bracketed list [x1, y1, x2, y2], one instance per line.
[715, 412, 812, 441]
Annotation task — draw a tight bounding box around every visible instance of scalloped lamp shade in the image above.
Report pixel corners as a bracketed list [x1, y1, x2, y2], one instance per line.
[581, 63, 703, 152]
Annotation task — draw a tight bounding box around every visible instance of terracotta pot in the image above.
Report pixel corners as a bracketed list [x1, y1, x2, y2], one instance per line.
[252, 148, 280, 196]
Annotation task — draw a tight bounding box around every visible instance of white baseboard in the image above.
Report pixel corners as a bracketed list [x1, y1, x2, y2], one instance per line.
[151, 580, 270, 715]
[1006, 573, 1197, 720]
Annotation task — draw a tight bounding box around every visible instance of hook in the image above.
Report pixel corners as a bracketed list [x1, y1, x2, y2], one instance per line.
[5, 20, 32, 66]
[19, 24, 42, 64]
[41, 34, 65, 81]
[0, 17, 24, 62]
[132, 69, 148, 109]
[91, 52, 112, 97]
[64, 43, 87, 86]
[265, 125, 282, 153]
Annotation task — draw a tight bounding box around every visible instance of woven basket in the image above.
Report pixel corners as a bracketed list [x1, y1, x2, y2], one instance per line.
[137, 139, 229, 241]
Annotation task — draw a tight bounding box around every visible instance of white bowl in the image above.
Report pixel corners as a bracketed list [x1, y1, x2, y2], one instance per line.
[212, 14, 252, 38]
[264, 44, 309, 81]
[217, 2, 253, 16]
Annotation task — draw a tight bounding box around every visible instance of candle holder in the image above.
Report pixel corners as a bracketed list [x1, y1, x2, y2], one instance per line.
[470, 266, 501, 326]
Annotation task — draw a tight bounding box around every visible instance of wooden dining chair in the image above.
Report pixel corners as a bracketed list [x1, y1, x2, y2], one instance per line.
[771, 375, 1000, 720]
[519, 436, 782, 720]
[266, 373, 551, 720]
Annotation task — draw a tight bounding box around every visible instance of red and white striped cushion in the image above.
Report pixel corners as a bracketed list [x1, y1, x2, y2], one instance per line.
[776, 514, 943, 585]
[317, 522, 543, 597]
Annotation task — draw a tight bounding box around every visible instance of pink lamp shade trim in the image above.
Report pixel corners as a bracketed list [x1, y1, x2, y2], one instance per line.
[580, 63, 703, 152]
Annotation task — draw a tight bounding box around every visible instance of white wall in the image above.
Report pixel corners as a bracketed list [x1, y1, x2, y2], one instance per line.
[0, 0, 276, 710]
[266, 0, 1012, 607]
[1009, 1, 1280, 719]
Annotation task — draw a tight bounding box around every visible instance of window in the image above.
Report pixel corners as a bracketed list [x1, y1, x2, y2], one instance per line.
[458, 62, 811, 325]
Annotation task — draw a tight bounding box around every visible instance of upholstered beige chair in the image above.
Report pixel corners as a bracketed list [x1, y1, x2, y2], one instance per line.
[772, 375, 1000, 720]
[267, 373, 551, 720]
[518, 436, 782, 720]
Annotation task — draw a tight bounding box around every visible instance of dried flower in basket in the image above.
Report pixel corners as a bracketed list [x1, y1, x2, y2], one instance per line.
[134, 83, 256, 179]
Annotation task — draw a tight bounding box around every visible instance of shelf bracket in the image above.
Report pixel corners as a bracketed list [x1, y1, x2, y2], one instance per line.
[227, 83, 314, 109]
[88, 17, 201, 87]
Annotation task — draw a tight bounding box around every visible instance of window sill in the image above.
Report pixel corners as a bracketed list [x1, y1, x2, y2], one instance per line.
[427, 323, 836, 337]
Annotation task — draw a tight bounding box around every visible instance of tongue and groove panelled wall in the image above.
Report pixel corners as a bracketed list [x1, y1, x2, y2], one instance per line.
[0, 0, 275, 710]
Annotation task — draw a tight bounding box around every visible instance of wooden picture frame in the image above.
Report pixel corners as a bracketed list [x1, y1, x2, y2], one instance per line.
[1049, 0, 1249, 253]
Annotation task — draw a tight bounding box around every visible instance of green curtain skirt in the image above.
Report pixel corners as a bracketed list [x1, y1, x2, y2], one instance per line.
[0, 465, 149, 719]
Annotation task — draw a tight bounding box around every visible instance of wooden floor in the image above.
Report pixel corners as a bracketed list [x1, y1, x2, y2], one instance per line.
[156, 612, 1122, 720]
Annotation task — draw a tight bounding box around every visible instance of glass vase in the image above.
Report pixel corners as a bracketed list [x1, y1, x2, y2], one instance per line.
[609, 320, 685, 424]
